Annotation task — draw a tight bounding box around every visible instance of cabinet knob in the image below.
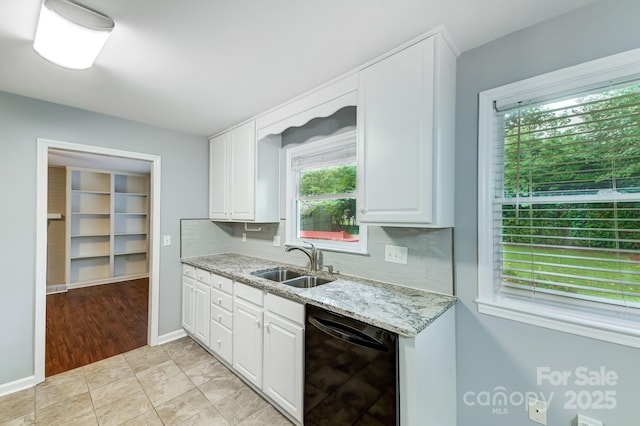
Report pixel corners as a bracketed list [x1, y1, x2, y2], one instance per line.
[217, 339, 222, 346]
[359, 208, 367, 214]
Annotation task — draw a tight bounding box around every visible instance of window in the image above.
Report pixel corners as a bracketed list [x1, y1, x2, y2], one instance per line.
[478, 49, 640, 347]
[286, 130, 366, 253]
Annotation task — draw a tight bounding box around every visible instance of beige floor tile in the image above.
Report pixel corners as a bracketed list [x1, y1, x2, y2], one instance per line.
[142, 371, 195, 407]
[35, 392, 93, 426]
[64, 410, 98, 425]
[83, 354, 134, 392]
[89, 375, 144, 409]
[0, 411, 35, 426]
[197, 365, 245, 405]
[237, 405, 293, 426]
[0, 388, 34, 423]
[155, 388, 212, 425]
[169, 344, 216, 371]
[183, 357, 220, 386]
[161, 337, 198, 359]
[124, 345, 171, 374]
[119, 409, 163, 426]
[178, 405, 229, 426]
[94, 390, 152, 426]
[83, 354, 127, 377]
[135, 360, 183, 388]
[213, 387, 270, 425]
[35, 368, 88, 410]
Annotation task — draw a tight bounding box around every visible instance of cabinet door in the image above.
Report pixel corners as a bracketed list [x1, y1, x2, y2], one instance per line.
[263, 312, 304, 422]
[193, 281, 210, 346]
[357, 36, 436, 224]
[210, 319, 233, 364]
[209, 133, 229, 220]
[181, 276, 195, 333]
[229, 121, 256, 220]
[233, 298, 263, 388]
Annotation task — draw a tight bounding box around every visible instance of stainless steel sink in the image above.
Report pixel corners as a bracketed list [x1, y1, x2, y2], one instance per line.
[280, 275, 334, 288]
[250, 268, 303, 282]
[250, 268, 335, 288]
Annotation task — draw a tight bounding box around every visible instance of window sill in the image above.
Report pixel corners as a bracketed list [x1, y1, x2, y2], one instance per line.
[476, 297, 640, 348]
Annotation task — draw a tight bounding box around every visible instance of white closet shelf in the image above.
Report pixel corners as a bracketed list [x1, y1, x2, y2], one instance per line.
[115, 192, 148, 197]
[67, 169, 150, 287]
[71, 253, 110, 260]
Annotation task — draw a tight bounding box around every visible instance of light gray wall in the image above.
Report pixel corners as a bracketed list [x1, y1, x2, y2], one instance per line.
[455, 1, 640, 425]
[0, 92, 208, 386]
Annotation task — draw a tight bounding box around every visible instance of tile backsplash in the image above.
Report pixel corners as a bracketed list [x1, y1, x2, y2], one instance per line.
[181, 219, 454, 295]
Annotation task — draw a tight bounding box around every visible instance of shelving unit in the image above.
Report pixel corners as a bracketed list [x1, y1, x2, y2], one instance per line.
[66, 168, 149, 288]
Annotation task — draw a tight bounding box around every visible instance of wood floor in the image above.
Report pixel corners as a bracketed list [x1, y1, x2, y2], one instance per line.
[45, 278, 149, 377]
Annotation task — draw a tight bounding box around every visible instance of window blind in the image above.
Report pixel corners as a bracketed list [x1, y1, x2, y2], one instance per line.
[290, 143, 356, 171]
[493, 80, 640, 309]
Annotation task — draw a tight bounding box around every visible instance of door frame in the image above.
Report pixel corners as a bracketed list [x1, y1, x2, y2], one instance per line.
[35, 138, 161, 383]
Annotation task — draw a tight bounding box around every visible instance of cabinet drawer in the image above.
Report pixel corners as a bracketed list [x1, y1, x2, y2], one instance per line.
[210, 320, 232, 364]
[265, 293, 304, 325]
[210, 272, 233, 294]
[182, 264, 196, 278]
[196, 268, 211, 284]
[211, 304, 233, 329]
[211, 287, 233, 312]
[234, 282, 264, 306]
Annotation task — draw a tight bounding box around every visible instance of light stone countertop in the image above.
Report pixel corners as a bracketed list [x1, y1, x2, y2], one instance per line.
[181, 253, 456, 337]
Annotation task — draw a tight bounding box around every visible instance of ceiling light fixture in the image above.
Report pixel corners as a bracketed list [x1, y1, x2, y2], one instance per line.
[33, 0, 114, 70]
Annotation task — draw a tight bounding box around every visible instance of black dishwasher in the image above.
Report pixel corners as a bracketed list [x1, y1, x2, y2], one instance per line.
[304, 305, 398, 425]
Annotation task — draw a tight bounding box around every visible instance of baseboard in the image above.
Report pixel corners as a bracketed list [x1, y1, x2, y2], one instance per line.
[157, 329, 187, 345]
[0, 375, 35, 398]
[66, 274, 149, 291]
[46, 284, 67, 295]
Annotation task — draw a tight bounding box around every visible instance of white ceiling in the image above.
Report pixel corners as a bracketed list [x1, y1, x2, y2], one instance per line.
[0, 0, 595, 137]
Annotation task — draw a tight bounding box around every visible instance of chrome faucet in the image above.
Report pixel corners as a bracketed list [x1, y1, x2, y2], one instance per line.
[285, 241, 318, 273]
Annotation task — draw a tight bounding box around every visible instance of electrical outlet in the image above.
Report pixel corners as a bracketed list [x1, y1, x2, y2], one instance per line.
[575, 414, 603, 426]
[528, 397, 547, 425]
[273, 236, 281, 246]
[384, 245, 408, 264]
[162, 235, 171, 246]
[242, 233, 246, 243]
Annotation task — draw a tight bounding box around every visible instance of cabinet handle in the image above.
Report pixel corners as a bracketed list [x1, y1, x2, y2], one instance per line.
[359, 208, 367, 214]
[217, 339, 222, 346]
[217, 282, 222, 288]
[255, 319, 261, 328]
[265, 323, 270, 332]
[218, 315, 222, 322]
[218, 298, 222, 305]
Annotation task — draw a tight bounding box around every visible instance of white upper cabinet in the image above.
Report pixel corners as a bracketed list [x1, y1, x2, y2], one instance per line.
[208, 132, 228, 220]
[209, 121, 280, 222]
[357, 33, 456, 227]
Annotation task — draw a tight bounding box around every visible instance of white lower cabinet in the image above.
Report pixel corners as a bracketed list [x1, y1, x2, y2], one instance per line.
[193, 281, 210, 346]
[263, 293, 304, 423]
[209, 275, 234, 365]
[182, 265, 211, 347]
[182, 269, 305, 424]
[181, 275, 195, 333]
[233, 283, 264, 389]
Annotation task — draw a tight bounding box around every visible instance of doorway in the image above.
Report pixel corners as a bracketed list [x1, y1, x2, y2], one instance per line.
[35, 139, 161, 383]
